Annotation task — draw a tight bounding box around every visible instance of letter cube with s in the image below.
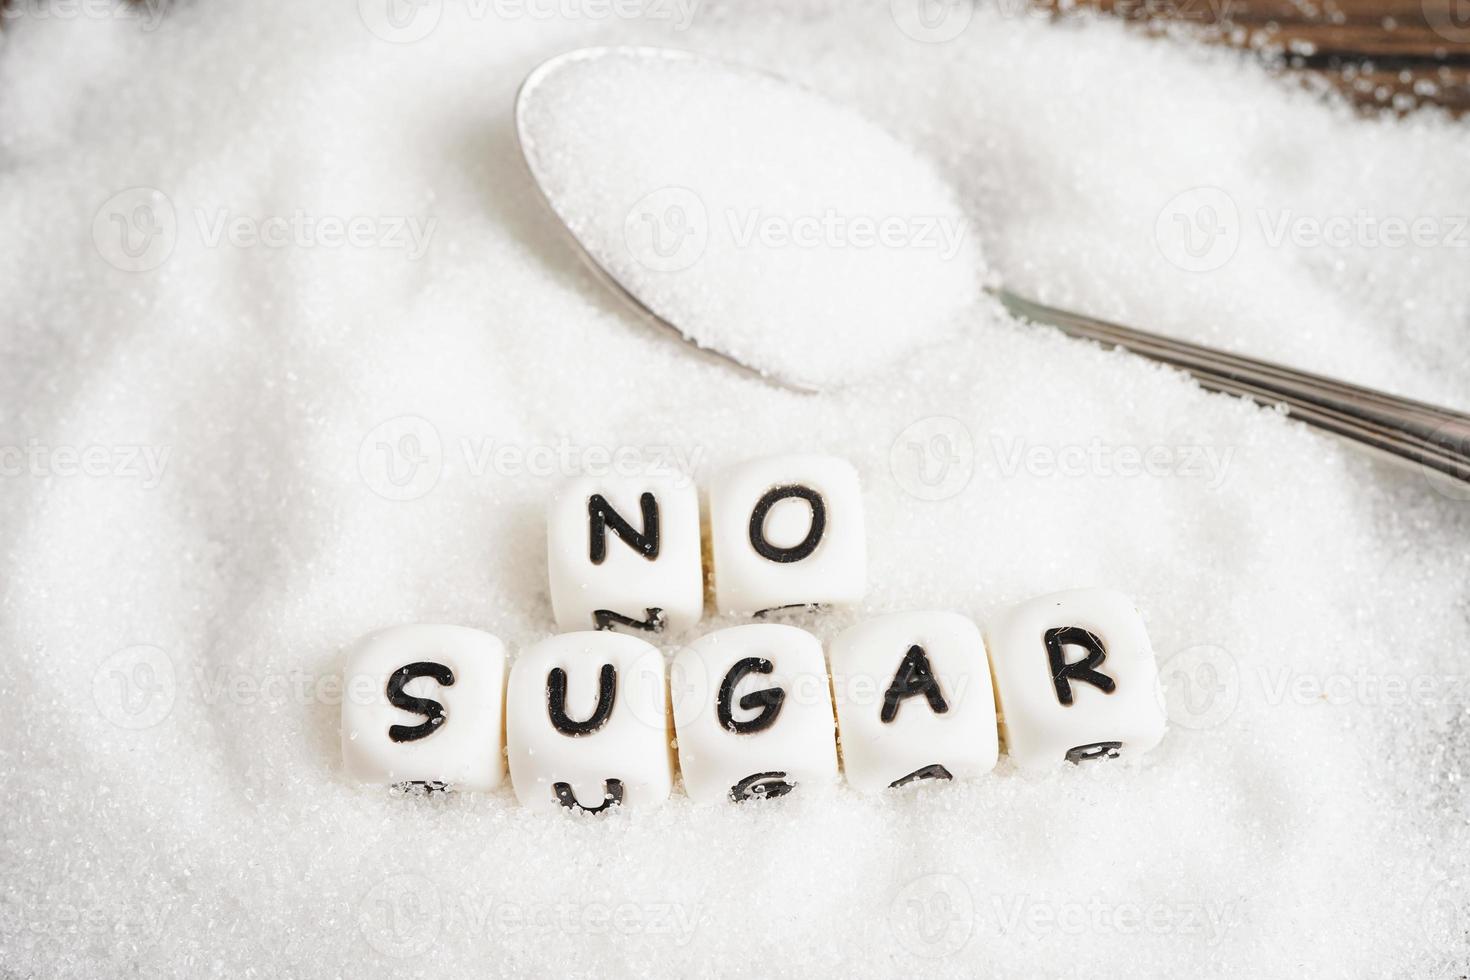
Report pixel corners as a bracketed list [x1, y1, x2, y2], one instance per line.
[340, 624, 507, 791]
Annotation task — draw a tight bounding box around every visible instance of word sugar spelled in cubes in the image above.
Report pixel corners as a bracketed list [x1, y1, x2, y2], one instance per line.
[338, 454, 1170, 811]
[339, 595, 1166, 804]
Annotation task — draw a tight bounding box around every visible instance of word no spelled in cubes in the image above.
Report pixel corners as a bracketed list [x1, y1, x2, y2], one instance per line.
[547, 454, 866, 636]
[340, 590, 1168, 810]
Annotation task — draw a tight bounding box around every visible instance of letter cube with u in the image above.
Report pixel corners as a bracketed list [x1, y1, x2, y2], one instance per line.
[506, 631, 674, 813]
[986, 589, 1167, 770]
[546, 474, 703, 637]
[340, 624, 508, 792]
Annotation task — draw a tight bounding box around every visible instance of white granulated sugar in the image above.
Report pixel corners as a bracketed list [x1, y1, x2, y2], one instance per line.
[517, 45, 982, 389]
[1, 2, 1468, 978]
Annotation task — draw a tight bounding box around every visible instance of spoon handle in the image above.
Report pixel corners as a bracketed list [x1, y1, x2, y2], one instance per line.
[996, 289, 1470, 488]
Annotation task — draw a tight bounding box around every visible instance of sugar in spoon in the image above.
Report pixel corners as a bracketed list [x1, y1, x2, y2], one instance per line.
[513, 45, 1470, 489]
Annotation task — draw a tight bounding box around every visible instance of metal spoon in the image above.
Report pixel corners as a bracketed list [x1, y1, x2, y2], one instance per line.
[514, 46, 1470, 489]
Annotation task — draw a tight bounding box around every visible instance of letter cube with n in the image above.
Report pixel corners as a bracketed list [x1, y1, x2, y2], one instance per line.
[987, 589, 1166, 769]
[547, 474, 703, 637]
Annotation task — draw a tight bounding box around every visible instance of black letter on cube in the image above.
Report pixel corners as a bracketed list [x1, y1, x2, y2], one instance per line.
[588, 492, 660, 564]
[1066, 741, 1122, 764]
[593, 607, 666, 634]
[1044, 627, 1117, 706]
[386, 661, 455, 743]
[554, 778, 625, 813]
[889, 763, 954, 788]
[730, 771, 796, 802]
[748, 485, 826, 563]
[880, 645, 949, 723]
[717, 657, 786, 734]
[547, 664, 617, 736]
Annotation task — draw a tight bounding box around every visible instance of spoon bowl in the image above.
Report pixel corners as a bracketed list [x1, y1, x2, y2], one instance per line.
[514, 45, 983, 392]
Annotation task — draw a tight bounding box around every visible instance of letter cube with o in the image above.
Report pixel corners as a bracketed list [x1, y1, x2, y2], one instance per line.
[671, 624, 839, 803]
[506, 631, 674, 813]
[340, 624, 507, 791]
[547, 474, 703, 637]
[708, 455, 866, 615]
[830, 611, 998, 792]
[987, 589, 1167, 770]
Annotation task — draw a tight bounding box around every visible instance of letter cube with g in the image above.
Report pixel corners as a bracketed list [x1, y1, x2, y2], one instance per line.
[671, 624, 839, 803]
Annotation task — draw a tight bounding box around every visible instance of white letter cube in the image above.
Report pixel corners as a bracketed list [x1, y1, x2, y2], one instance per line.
[341, 624, 507, 792]
[830, 611, 998, 792]
[506, 631, 673, 813]
[671, 624, 838, 803]
[708, 454, 866, 615]
[547, 474, 703, 637]
[987, 589, 1166, 770]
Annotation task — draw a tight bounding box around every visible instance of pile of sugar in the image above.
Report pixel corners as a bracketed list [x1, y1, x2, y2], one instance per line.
[517, 46, 982, 389]
[1, 2, 1469, 977]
